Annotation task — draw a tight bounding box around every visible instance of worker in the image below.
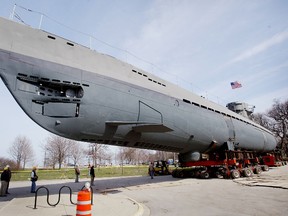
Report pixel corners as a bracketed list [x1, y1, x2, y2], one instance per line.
[0, 167, 9, 197]
[74, 164, 80, 183]
[148, 162, 155, 179]
[90, 165, 95, 186]
[5, 165, 11, 194]
[162, 161, 168, 174]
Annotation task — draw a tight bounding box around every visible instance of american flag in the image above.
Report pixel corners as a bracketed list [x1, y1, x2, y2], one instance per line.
[230, 81, 242, 89]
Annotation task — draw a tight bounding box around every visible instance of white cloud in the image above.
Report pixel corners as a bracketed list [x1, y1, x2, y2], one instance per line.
[229, 31, 288, 64]
[122, 1, 231, 70]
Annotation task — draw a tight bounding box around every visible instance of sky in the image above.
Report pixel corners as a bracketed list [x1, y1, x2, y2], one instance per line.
[0, 0, 288, 165]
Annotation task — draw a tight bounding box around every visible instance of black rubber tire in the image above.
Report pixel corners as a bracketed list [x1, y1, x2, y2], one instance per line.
[200, 171, 210, 179]
[187, 170, 195, 178]
[254, 166, 262, 174]
[215, 172, 223, 179]
[243, 168, 253, 177]
[178, 170, 185, 178]
[262, 165, 269, 172]
[172, 170, 177, 178]
[231, 169, 240, 179]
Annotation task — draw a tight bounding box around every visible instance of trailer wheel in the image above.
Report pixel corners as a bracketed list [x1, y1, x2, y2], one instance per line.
[215, 167, 225, 178]
[172, 170, 177, 177]
[200, 171, 210, 179]
[243, 168, 253, 177]
[187, 170, 195, 178]
[178, 170, 185, 178]
[262, 165, 269, 172]
[254, 166, 262, 174]
[215, 171, 223, 179]
[231, 170, 240, 179]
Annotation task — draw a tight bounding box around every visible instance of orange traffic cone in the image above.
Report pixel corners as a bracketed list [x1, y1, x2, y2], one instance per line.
[76, 189, 92, 216]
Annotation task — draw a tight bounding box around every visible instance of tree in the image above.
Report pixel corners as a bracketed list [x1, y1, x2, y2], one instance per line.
[69, 141, 85, 165]
[87, 143, 111, 166]
[267, 99, 288, 154]
[154, 151, 175, 161]
[253, 99, 288, 155]
[116, 147, 156, 165]
[43, 135, 71, 169]
[252, 113, 272, 129]
[119, 147, 137, 164]
[8, 135, 34, 170]
[135, 149, 151, 164]
[116, 147, 175, 165]
[0, 157, 17, 170]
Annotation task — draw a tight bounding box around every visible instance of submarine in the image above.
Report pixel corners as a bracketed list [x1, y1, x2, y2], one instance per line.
[0, 17, 277, 162]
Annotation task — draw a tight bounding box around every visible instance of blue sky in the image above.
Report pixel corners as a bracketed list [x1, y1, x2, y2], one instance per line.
[0, 0, 288, 165]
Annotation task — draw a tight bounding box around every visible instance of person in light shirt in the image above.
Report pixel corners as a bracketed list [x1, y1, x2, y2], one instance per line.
[30, 166, 38, 193]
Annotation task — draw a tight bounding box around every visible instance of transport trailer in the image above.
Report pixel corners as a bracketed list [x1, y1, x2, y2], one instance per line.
[172, 150, 270, 179]
[262, 150, 288, 167]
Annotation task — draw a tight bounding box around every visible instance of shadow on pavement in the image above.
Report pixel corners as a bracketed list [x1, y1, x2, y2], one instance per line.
[0, 175, 178, 203]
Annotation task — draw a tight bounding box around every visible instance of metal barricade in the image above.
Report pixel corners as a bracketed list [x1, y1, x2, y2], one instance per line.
[33, 185, 93, 209]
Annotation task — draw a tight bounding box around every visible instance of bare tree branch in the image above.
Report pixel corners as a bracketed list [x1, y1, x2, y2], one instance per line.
[8, 135, 34, 170]
[267, 99, 288, 153]
[43, 135, 71, 169]
[87, 143, 111, 167]
[69, 141, 85, 165]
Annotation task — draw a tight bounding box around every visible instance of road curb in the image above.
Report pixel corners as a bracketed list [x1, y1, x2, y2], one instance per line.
[127, 197, 145, 216]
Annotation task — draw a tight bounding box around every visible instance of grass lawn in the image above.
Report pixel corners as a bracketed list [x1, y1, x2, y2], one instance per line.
[9, 166, 150, 181]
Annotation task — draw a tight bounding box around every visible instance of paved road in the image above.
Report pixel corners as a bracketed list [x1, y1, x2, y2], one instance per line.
[122, 173, 287, 215]
[0, 166, 287, 216]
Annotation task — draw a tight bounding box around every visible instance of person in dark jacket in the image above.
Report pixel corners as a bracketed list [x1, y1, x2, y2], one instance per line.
[0, 167, 9, 197]
[90, 165, 95, 186]
[74, 164, 80, 183]
[5, 165, 11, 194]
